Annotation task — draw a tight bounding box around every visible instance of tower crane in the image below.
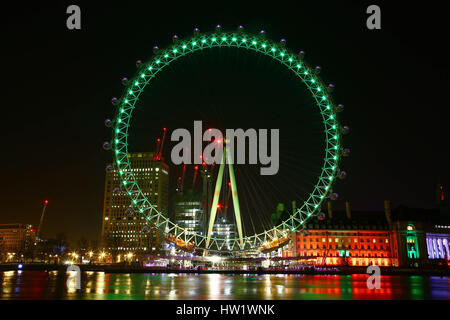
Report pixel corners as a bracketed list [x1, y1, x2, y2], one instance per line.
[153, 127, 167, 161]
[193, 165, 199, 188]
[37, 200, 49, 240]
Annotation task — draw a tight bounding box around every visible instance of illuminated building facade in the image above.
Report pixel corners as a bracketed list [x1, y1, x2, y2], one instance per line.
[101, 152, 169, 256]
[172, 189, 237, 252]
[426, 229, 450, 260]
[212, 217, 236, 251]
[173, 190, 204, 236]
[290, 201, 399, 267]
[0, 224, 35, 255]
[392, 204, 450, 267]
[287, 196, 450, 268]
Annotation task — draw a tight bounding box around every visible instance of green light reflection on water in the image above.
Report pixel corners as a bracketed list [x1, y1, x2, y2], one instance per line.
[0, 271, 449, 300]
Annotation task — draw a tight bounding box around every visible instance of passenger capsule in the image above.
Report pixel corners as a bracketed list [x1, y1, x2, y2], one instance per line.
[113, 187, 121, 193]
[339, 171, 347, 179]
[343, 148, 350, 157]
[121, 77, 129, 86]
[111, 97, 120, 106]
[104, 119, 113, 128]
[102, 141, 111, 150]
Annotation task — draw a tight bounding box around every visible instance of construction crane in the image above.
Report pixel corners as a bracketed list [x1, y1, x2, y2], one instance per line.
[153, 127, 167, 161]
[175, 164, 186, 194]
[37, 200, 49, 240]
[192, 165, 199, 188]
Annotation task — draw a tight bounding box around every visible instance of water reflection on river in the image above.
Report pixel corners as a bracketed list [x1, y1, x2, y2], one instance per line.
[1, 271, 449, 300]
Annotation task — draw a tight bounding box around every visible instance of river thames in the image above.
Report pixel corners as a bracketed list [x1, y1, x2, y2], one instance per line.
[1, 271, 449, 300]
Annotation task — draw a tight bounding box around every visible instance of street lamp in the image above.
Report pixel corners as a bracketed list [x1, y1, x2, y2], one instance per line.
[99, 252, 106, 262]
[127, 252, 133, 262]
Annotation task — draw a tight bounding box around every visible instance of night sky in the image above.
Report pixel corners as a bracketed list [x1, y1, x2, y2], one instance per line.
[1, 1, 449, 243]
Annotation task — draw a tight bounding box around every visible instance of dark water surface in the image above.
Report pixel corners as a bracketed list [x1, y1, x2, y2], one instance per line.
[1, 271, 449, 300]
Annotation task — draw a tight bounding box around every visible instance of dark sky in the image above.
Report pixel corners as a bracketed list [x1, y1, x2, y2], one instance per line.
[1, 1, 449, 243]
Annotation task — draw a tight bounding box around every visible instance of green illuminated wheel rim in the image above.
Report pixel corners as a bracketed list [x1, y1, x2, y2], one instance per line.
[111, 30, 343, 253]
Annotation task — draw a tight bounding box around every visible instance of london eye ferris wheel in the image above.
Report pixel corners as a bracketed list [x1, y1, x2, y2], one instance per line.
[103, 25, 349, 254]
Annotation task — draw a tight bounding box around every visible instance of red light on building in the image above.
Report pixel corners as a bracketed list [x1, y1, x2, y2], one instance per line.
[44, 200, 49, 205]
